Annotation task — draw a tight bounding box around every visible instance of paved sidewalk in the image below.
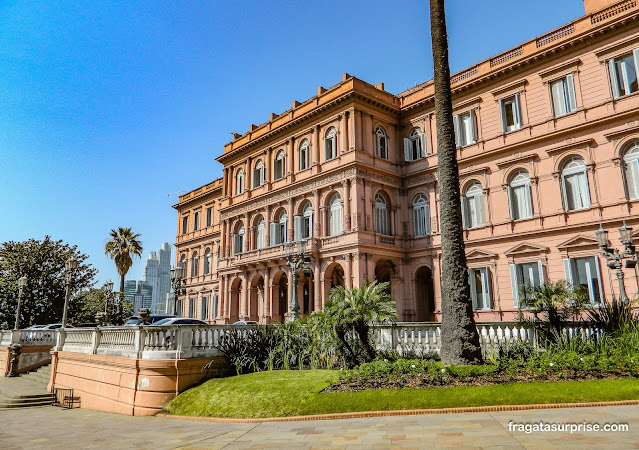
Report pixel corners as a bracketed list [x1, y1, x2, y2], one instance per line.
[0, 404, 637, 448]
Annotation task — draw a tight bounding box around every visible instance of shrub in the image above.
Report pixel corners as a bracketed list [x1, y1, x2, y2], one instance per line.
[584, 298, 639, 334]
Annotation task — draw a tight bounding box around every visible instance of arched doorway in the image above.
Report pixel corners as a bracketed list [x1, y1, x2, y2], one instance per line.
[324, 262, 344, 304]
[271, 271, 288, 323]
[249, 274, 263, 322]
[375, 260, 393, 294]
[415, 266, 436, 322]
[298, 269, 313, 316]
[229, 277, 242, 323]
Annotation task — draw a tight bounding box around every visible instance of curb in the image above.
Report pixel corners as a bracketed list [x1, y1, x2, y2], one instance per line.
[157, 399, 639, 423]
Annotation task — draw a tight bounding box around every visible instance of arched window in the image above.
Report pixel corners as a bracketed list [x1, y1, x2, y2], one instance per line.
[376, 127, 388, 159]
[233, 223, 245, 255]
[508, 170, 533, 220]
[203, 249, 211, 275]
[325, 127, 337, 161]
[462, 182, 485, 229]
[274, 150, 285, 180]
[302, 202, 313, 239]
[404, 128, 425, 162]
[256, 217, 265, 249]
[561, 157, 591, 211]
[299, 140, 309, 171]
[329, 195, 342, 236]
[623, 141, 639, 200]
[191, 252, 199, 277]
[270, 211, 287, 245]
[375, 193, 390, 235]
[235, 169, 244, 195]
[253, 160, 264, 188]
[412, 194, 430, 237]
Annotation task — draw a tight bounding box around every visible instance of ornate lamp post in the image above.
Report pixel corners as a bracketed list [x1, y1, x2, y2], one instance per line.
[595, 221, 637, 302]
[169, 263, 186, 316]
[100, 281, 114, 325]
[14, 276, 28, 330]
[285, 239, 310, 321]
[61, 257, 79, 328]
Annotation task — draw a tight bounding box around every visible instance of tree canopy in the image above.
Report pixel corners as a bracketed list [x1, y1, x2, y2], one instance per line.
[0, 236, 97, 328]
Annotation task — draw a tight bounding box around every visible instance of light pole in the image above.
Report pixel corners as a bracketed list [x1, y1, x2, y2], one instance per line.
[595, 221, 637, 302]
[61, 257, 79, 328]
[285, 239, 310, 321]
[14, 276, 28, 330]
[169, 263, 186, 316]
[102, 281, 114, 325]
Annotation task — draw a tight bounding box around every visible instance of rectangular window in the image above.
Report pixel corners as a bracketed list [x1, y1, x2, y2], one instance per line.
[182, 216, 188, 235]
[257, 224, 265, 249]
[188, 298, 195, 318]
[550, 74, 577, 117]
[563, 172, 590, 211]
[500, 94, 522, 133]
[212, 295, 219, 319]
[509, 261, 545, 308]
[563, 256, 603, 304]
[193, 211, 200, 231]
[453, 110, 478, 147]
[608, 49, 639, 98]
[206, 207, 213, 227]
[468, 267, 492, 310]
[200, 296, 208, 321]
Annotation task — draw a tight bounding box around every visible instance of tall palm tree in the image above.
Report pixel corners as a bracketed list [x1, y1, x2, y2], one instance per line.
[325, 281, 397, 365]
[430, 0, 482, 365]
[104, 227, 143, 294]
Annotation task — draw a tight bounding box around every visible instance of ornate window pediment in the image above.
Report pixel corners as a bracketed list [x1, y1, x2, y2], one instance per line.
[466, 248, 497, 261]
[504, 242, 548, 259]
[557, 235, 601, 258]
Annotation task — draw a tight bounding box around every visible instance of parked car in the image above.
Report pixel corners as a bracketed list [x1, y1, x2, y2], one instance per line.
[150, 318, 208, 326]
[124, 314, 177, 326]
[40, 324, 74, 329]
[232, 321, 259, 325]
[25, 325, 46, 330]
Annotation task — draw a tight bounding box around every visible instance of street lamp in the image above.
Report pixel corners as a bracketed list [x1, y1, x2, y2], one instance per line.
[14, 276, 28, 330]
[595, 222, 637, 302]
[61, 257, 79, 328]
[101, 281, 114, 325]
[170, 262, 186, 316]
[285, 239, 310, 321]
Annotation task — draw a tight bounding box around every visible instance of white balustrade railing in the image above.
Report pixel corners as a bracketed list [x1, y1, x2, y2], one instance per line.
[0, 329, 58, 348]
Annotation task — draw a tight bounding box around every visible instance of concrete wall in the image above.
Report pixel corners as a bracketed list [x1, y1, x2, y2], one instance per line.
[1, 346, 52, 377]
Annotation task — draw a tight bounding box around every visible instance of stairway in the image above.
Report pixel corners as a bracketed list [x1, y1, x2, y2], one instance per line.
[0, 364, 54, 409]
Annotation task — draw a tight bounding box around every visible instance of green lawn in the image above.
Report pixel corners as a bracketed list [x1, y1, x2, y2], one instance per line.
[162, 370, 639, 418]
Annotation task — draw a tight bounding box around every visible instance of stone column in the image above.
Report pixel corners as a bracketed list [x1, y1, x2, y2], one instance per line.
[313, 189, 320, 238]
[366, 254, 376, 282]
[222, 168, 228, 197]
[287, 198, 294, 242]
[221, 220, 227, 258]
[287, 266, 294, 317]
[314, 125, 321, 170]
[244, 212, 250, 252]
[246, 157, 252, 194]
[321, 207, 328, 237]
[223, 275, 230, 317]
[288, 137, 295, 179]
[240, 272, 248, 320]
[219, 276, 226, 321]
[344, 254, 352, 289]
[264, 205, 271, 246]
[314, 262, 321, 312]
[344, 111, 350, 152]
[266, 147, 272, 185]
[342, 179, 351, 231]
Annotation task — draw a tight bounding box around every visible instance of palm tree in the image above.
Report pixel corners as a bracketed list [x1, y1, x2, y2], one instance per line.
[324, 281, 397, 365]
[104, 227, 143, 294]
[430, 0, 482, 364]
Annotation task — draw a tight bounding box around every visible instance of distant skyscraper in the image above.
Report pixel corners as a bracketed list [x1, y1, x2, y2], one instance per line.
[124, 279, 153, 312]
[142, 243, 172, 314]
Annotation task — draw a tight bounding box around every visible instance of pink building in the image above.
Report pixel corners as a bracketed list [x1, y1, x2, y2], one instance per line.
[173, 0, 639, 324]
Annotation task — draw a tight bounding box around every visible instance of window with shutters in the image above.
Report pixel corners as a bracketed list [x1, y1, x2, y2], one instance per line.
[193, 211, 200, 231]
[299, 140, 309, 171]
[206, 207, 213, 227]
[256, 217, 265, 249]
[453, 110, 478, 147]
[374, 193, 390, 235]
[200, 296, 208, 320]
[212, 295, 219, 319]
[561, 157, 591, 211]
[608, 48, 639, 98]
[191, 252, 199, 277]
[203, 249, 211, 275]
[253, 160, 264, 188]
[404, 128, 426, 162]
[375, 127, 388, 159]
[325, 127, 337, 161]
[623, 141, 639, 200]
[271, 211, 287, 245]
[235, 169, 244, 195]
[188, 298, 195, 318]
[508, 170, 533, 221]
[182, 216, 188, 235]
[500, 94, 522, 133]
[461, 182, 485, 229]
[509, 261, 545, 308]
[302, 203, 313, 239]
[329, 195, 343, 236]
[550, 74, 577, 117]
[563, 256, 603, 304]
[233, 223, 245, 255]
[468, 267, 492, 310]
[274, 150, 285, 180]
[412, 194, 430, 237]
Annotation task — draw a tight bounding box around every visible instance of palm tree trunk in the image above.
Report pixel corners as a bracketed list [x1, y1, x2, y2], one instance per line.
[355, 322, 376, 362]
[120, 275, 125, 298]
[430, 0, 482, 365]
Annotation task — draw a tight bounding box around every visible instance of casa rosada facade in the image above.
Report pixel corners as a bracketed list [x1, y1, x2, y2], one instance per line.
[173, 0, 639, 324]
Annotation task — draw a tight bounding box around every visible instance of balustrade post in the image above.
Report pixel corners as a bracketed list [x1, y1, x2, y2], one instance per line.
[92, 328, 101, 354]
[134, 327, 146, 359]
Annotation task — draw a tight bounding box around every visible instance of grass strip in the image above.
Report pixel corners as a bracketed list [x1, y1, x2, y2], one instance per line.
[162, 370, 639, 418]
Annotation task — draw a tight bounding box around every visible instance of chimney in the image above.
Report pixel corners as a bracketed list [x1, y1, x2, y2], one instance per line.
[583, 0, 621, 14]
[292, 100, 300, 108]
[376, 82, 385, 91]
[317, 86, 326, 96]
[270, 113, 277, 121]
[342, 72, 351, 81]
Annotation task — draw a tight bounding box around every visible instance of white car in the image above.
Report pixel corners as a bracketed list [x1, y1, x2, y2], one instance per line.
[150, 318, 208, 326]
[232, 321, 259, 326]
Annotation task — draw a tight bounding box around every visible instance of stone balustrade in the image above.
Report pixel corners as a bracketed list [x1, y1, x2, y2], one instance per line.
[0, 329, 58, 348]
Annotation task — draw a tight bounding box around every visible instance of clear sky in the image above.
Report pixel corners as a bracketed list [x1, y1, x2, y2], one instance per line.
[0, 0, 585, 288]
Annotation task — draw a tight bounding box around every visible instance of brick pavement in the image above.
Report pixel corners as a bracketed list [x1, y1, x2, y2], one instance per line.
[0, 404, 637, 449]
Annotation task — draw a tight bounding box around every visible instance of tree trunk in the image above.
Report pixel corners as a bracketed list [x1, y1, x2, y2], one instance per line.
[355, 322, 376, 362]
[119, 274, 125, 297]
[430, 0, 482, 365]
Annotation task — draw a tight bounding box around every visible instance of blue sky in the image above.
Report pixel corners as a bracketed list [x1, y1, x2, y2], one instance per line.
[0, 0, 585, 288]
